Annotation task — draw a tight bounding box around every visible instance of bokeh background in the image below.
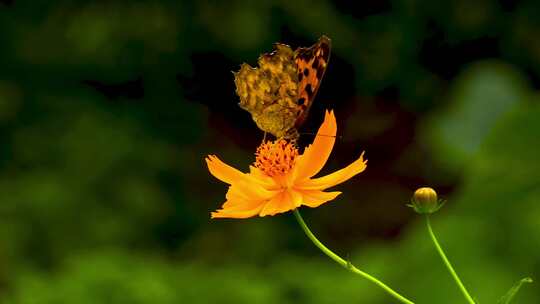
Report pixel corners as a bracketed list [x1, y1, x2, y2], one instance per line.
[0, 0, 539, 303]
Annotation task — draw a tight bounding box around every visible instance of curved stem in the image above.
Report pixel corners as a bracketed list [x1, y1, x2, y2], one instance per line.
[425, 215, 476, 304]
[293, 209, 415, 304]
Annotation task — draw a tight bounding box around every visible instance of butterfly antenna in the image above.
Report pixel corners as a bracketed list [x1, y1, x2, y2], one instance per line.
[299, 132, 342, 140]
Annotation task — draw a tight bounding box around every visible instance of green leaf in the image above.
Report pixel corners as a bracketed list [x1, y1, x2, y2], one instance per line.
[497, 277, 533, 304]
[424, 61, 531, 172]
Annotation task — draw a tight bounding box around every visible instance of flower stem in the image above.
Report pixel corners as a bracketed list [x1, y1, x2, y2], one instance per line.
[293, 209, 415, 304]
[425, 215, 476, 304]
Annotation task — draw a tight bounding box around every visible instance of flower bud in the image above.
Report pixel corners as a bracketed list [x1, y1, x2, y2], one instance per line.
[408, 187, 444, 214]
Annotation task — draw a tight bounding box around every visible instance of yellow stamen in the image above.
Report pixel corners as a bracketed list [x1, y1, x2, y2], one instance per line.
[254, 139, 298, 177]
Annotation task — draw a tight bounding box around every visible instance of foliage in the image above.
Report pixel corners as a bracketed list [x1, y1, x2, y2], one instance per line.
[1, 0, 540, 303]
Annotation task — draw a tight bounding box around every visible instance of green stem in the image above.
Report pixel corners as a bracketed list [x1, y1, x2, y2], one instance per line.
[425, 215, 476, 304]
[293, 209, 415, 304]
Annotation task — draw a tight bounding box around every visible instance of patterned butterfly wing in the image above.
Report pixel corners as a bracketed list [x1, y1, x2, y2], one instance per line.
[234, 43, 299, 139]
[293, 35, 331, 128]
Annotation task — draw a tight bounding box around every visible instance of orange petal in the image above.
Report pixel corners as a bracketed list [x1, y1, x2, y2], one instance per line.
[289, 190, 303, 208]
[206, 155, 245, 185]
[223, 191, 257, 208]
[211, 200, 266, 219]
[206, 155, 279, 190]
[293, 110, 337, 180]
[259, 191, 296, 217]
[249, 166, 281, 190]
[226, 180, 279, 202]
[218, 197, 261, 210]
[300, 190, 342, 208]
[296, 152, 367, 191]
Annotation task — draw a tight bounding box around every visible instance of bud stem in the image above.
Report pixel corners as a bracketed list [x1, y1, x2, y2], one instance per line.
[293, 209, 415, 304]
[425, 215, 476, 304]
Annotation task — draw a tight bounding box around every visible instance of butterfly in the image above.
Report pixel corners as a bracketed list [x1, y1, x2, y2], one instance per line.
[234, 35, 331, 140]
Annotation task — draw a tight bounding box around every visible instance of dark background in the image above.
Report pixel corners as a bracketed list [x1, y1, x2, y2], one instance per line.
[0, 0, 539, 303]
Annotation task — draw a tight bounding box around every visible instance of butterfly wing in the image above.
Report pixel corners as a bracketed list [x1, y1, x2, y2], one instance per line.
[235, 43, 299, 138]
[293, 35, 331, 128]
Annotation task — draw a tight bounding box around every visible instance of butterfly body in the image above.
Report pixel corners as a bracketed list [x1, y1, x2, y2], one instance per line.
[234, 36, 331, 139]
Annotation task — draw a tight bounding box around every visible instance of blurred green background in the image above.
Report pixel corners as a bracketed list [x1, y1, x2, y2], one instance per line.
[0, 0, 539, 303]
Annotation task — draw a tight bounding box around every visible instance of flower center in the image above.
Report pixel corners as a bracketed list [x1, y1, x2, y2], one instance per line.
[254, 139, 299, 177]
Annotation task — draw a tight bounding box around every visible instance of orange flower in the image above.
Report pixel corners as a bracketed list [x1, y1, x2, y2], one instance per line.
[206, 110, 367, 219]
